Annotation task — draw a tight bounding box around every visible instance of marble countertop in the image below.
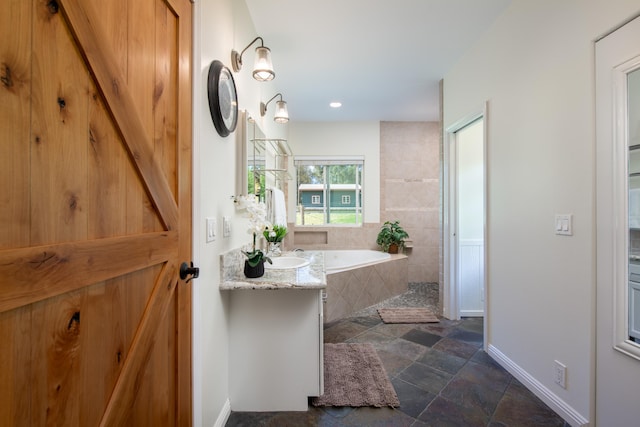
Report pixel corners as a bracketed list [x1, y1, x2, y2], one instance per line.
[220, 250, 326, 290]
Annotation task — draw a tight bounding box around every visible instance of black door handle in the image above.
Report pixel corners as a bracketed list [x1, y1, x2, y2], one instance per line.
[180, 262, 199, 283]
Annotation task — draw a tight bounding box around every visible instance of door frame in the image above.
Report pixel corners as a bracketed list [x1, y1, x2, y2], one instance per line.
[595, 14, 640, 425]
[443, 103, 488, 338]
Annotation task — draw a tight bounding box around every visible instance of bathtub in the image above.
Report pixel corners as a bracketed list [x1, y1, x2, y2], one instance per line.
[322, 250, 408, 323]
[323, 249, 391, 274]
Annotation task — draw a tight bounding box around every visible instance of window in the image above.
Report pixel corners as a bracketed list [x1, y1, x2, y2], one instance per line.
[295, 156, 363, 226]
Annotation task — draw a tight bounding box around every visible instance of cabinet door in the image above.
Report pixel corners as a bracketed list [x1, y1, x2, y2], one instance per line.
[630, 282, 640, 340]
[229, 289, 323, 411]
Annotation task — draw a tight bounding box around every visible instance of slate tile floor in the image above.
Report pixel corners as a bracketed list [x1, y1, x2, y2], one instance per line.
[226, 283, 568, 426]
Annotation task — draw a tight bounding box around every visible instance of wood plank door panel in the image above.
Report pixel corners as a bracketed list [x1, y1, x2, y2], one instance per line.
[31, 0, 91, 247]
[0, 0, 31, 250]
[0, 0, 193, 425]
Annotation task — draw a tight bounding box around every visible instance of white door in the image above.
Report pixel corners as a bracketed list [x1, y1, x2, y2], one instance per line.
[596, 14, 640, 424]
[457, 119, 485, 317]
[444, 110, 487, 320]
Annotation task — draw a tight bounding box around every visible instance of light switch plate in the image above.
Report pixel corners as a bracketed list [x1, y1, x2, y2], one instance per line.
[223, 216, 231, 238]
[206, 217, 216, 243]
[555, 214, 573, 236]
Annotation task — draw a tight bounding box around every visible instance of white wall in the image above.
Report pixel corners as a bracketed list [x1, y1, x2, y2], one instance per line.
[193, 0, 282, 425]
[287, 121, 381, 224]
[444, 0, 640, 423]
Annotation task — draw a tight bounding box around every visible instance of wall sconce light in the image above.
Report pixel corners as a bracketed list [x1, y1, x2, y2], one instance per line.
[231, 36, 275, 82]
[260, 93, 289, 123]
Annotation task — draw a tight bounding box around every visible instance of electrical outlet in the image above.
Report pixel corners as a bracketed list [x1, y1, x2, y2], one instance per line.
[554, 360, 567, 389]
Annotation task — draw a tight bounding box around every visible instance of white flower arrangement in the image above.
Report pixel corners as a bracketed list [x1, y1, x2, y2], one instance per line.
[237, 195, 272, 267]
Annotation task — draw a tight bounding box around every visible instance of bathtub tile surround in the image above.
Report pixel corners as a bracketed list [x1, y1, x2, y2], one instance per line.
[324, 253, 408, 323]
[289, 224, 381, 250]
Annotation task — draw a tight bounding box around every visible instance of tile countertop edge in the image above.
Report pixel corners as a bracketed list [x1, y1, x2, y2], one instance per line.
[220, 250, 327, 291]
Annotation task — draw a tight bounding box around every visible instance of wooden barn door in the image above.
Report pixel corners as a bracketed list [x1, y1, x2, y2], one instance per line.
[0, 0, 193, 425]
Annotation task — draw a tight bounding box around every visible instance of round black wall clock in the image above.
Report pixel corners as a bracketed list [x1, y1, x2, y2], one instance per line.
[207, 60, 238, 137]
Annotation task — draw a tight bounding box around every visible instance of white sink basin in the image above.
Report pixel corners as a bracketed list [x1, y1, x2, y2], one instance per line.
[265, 256, 310, 269]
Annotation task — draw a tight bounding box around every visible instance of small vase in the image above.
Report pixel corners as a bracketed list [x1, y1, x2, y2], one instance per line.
[244, 259, 265, 278]
[267, 242, 282, 257]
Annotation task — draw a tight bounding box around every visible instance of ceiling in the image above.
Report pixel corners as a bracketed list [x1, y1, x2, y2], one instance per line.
[244, 0, 512, 122]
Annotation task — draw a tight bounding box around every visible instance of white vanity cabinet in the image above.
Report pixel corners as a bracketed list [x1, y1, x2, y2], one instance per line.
[220, 250, 326, 412]
[228, 289, 324, 411]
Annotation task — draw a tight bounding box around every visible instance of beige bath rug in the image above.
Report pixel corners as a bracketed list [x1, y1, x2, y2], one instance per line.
[377, 307, 439, 324]
[311, 343, 399, 408]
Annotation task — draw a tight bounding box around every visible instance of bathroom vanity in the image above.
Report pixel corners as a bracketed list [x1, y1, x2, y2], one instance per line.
[220, 251, 326, 411]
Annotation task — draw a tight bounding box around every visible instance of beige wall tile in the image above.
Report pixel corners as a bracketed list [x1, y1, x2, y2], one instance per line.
[381, 121, 440, 284]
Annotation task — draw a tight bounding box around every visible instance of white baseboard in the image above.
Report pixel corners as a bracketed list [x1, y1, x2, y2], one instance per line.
[213, 399, 231, 427]
[487, 344, 589, 427]
[460, 310, 484, 317]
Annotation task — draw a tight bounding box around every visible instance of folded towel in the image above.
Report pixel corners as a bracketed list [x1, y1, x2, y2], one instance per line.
[270, 187, 287, 226]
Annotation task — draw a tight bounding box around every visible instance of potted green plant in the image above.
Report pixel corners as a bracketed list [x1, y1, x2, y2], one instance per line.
[376, 220, 409, 254]
[263, 224, 287, 257]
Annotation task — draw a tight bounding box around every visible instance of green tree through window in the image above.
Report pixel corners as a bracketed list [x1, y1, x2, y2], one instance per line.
[295, 158, 363, 226]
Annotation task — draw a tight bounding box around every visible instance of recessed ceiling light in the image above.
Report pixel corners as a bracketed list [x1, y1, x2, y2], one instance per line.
[329, 102, 342, 108]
